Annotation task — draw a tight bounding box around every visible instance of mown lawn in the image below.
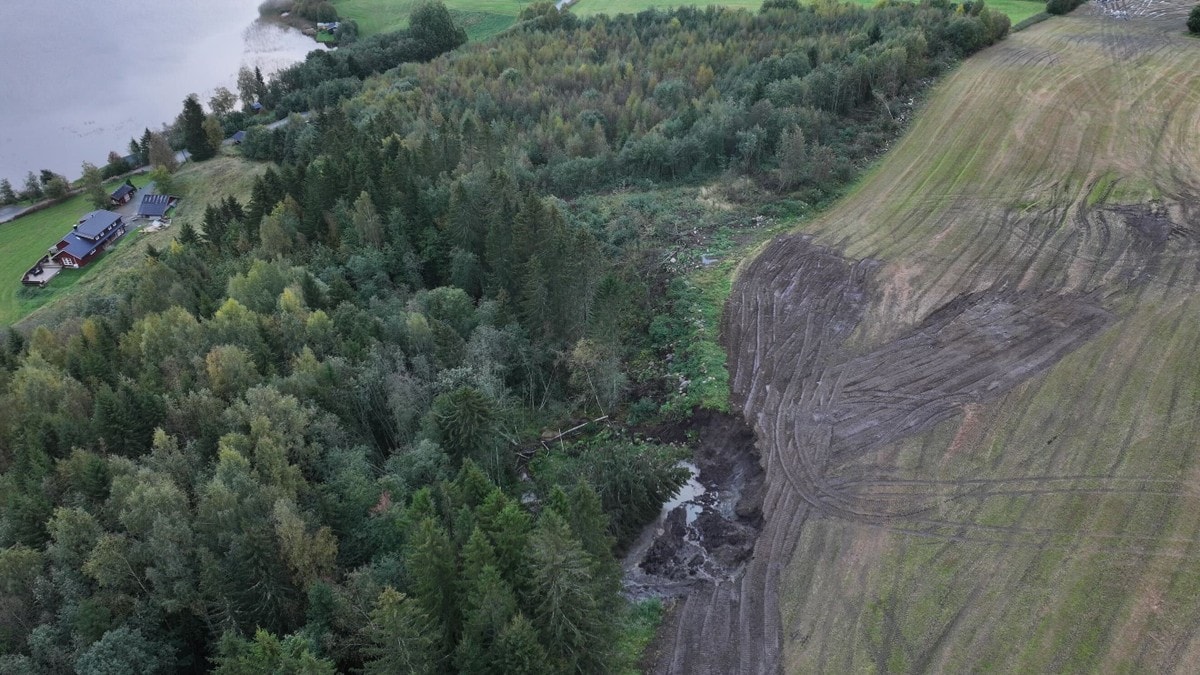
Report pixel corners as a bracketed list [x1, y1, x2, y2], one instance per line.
[0, 175, 148, 326]
[333, 0, 531, 40]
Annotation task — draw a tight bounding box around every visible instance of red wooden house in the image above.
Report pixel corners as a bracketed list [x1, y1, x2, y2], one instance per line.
[49, 211, 126, 268]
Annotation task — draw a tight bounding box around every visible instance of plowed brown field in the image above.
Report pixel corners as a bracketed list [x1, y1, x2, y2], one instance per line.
[655, 2, 1200, 672]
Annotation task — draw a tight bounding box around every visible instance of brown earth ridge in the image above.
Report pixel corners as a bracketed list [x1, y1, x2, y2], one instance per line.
[655, 0, 1200, 672]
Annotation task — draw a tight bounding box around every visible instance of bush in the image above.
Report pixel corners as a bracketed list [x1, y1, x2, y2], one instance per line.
[1189, 5, 1200, 33]
[1047, 0, 1086, 15]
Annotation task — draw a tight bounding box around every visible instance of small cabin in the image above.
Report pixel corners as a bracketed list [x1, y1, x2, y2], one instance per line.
[109, 180, 136, 206]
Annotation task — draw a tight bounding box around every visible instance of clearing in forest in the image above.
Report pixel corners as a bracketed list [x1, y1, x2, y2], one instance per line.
[655, 1, 1200, 672]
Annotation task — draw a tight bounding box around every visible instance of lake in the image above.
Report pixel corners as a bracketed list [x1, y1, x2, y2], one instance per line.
[0, 0, 323, 186]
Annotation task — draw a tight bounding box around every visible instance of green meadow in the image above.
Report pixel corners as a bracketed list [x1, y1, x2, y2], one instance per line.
[333, 0, 531, 40]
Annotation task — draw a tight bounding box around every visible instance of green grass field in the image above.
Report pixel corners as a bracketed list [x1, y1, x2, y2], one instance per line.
[0, 176, 149, 326]
[333, 0, 530, 40]
[336, 0, 1045, 42]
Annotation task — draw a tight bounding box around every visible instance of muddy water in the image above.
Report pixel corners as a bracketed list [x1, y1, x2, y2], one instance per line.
[0, 0, 324, 184]
[622, 462, 704, 577]
[622, 413, 764, 600]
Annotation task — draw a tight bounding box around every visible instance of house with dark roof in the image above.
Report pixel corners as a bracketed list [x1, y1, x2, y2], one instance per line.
[137, 193, 179, 219]
[110, 180, 137, 206]
[230, 130, 247, 144]
[49, 211, 126, 268]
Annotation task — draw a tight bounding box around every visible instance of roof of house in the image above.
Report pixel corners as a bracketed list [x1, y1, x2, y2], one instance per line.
[111, 183, 136, 200]
[74, 211, 122, 240]
[231, 130, 247, 142]
[138, 193, 175, 218]
[59, 227, 118, 260]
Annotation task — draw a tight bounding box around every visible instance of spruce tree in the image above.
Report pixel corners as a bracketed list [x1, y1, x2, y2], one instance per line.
[363, 588, 437, 675]
[528, 510, 615, 672]
[181, 94, 215, 161]
[454, 565, 518, 674]
[0, 178, 17, 205]
[492, 614, 552, 675]
[405, 517, 459, 657]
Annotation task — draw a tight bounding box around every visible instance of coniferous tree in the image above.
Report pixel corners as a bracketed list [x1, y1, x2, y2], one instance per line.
[406, 517, 459, 658]
[362, 588, 437, 675]
[492, 614, 552, 675]
[181, 94, 216, 161]
[0, 178, 17, 205]
[527, 509, 615, 672]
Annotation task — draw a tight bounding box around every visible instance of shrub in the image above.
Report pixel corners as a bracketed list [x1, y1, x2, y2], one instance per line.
[1047, 0, 1086, 15]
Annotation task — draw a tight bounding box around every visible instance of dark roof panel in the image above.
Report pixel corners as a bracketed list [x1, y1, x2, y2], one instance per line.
[231, 130, 247, 142]
[75, 211, 122, 240]
[138, 193, 174, 217]
[60, 229, 115, 259]
[111, 184, 135, 199]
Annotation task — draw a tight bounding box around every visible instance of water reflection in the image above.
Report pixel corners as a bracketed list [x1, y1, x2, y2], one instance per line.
[0, 0, 323, 183]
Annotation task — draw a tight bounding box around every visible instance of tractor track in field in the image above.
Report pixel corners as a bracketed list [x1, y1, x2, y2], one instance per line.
[653, 0, 1200, 672]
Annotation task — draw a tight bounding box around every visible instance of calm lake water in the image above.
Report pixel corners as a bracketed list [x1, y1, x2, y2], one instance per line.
[0, 0, 323, 185]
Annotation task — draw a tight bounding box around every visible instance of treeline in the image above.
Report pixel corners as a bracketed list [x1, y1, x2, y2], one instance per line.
[0, 1, 1010, 672]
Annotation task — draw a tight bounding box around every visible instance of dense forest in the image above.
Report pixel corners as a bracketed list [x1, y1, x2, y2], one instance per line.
[0, 1, 1008, 672]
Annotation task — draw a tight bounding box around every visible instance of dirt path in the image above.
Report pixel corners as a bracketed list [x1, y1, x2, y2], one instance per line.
[655, 2, 1200, 672]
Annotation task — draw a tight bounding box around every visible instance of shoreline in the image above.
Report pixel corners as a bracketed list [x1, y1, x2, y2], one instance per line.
[0, 5, 318, 187]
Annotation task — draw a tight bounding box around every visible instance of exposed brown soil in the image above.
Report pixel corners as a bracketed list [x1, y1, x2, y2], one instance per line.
[625, 411, 765, 597]
[651, 235, 1120, 673]
[650, 2, 1200, 671]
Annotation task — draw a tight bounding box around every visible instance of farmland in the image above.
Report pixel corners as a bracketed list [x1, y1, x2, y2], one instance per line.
[652, 0, 1200, 672]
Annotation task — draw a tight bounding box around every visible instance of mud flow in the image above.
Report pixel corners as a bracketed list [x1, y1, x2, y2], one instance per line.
[623, 411, 765, 599]
[651, 235, 1119, 673]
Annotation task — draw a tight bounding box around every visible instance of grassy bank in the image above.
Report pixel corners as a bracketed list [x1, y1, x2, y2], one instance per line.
[335, 0, 1045, 42]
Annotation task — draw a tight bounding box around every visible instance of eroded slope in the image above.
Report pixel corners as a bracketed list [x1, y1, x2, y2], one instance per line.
[657, 2, 1200, 672]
